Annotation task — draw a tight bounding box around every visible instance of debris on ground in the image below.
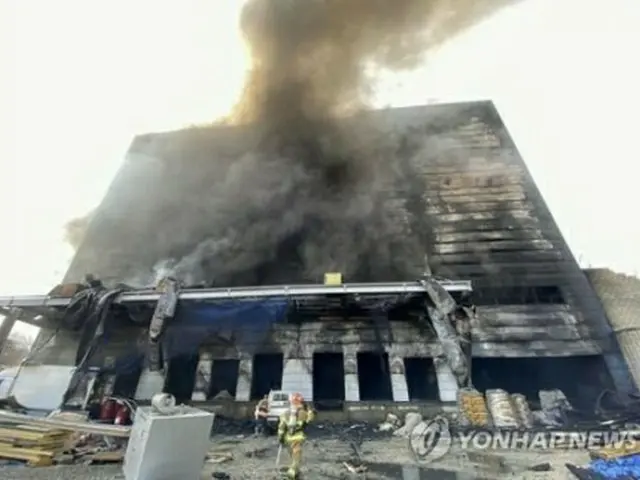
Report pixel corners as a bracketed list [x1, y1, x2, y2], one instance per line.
[343, 460, 367, 474]
[244, 447, 271, 458]
[211, 471, 231, 479]
[566, 462, 605, 479]
[376, 413, 400, 432]
[83, 450, 124, 465]
[207, 453, 233, 464]
[527, 462, 552, 472]
[537, 389, 574, 427]
[393, 412, 422, 438]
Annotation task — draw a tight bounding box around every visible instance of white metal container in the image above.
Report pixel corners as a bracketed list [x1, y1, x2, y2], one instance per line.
[123, 406, 214, 480]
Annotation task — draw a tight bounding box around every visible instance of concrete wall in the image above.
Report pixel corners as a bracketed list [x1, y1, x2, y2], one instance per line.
[584, 268, 640, 391]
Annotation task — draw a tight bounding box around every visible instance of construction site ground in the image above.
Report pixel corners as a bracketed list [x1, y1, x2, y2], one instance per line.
[0, 429, 590, 479]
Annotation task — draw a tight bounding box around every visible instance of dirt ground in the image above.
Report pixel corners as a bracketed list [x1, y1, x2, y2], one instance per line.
[0, 431, 590, 479]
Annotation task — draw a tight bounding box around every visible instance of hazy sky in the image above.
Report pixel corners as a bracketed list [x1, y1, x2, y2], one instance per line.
[2, 0, 639, 296]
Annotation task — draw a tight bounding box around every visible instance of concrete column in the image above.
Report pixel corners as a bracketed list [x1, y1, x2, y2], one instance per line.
[134, 368, 166, 401]
[235, 354, 253, 401]
[434, 357, 458, 402]
[343, 348, 360, 402]
[389, 355, 410, 402]
[191, 351, 213, 401]
[0, 314, 17, 355]
[281, 356, 313, 401]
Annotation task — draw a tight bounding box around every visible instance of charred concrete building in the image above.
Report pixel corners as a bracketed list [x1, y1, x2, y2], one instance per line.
[0, 101, 633, 415]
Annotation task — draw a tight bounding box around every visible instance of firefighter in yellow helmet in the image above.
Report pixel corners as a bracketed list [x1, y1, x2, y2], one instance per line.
[277, 392, 315, 479]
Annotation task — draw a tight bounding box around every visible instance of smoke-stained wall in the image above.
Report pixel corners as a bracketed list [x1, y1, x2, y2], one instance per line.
[65, 101, 618, 359]
[585, 268, 640, 392]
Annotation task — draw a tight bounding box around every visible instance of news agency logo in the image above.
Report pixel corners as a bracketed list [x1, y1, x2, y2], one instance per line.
[409, 416, 637, 465]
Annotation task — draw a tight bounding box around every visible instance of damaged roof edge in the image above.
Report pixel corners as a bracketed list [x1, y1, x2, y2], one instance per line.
[0, 280, 473, 310]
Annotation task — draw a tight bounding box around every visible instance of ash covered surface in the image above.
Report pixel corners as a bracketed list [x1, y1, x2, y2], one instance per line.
[0, 435, 589, 480]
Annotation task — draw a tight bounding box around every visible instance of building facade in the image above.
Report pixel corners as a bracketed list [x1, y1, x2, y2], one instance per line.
[17, 101, 633, 411]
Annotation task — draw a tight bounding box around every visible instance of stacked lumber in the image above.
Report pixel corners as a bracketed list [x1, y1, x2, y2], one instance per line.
[0, 424, 72, 466]
[590, 443, 640, 461]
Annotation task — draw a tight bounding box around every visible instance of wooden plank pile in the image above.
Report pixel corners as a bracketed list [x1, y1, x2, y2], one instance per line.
[590, 442, 640, 461]
[0, 424, 73, 467]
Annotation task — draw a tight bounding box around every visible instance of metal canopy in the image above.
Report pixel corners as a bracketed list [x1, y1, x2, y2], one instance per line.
[0, 280, 471, 309]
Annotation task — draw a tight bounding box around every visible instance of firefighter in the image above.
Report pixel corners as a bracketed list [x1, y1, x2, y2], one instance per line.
[254, 394, 269, 436]
[277, 392, 314, 479]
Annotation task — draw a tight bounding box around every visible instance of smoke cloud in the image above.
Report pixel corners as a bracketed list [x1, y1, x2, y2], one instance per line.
[62, 0, 515, 287]
[155, 0, 509, 287]
[63, 211, 94, 250]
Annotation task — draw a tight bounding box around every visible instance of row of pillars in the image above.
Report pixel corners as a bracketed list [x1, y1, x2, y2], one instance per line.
[133, 348, 461, 403]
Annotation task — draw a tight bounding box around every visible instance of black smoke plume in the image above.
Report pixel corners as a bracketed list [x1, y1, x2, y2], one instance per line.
[63, 0, 515, 287]
[158, 0, 512, 287]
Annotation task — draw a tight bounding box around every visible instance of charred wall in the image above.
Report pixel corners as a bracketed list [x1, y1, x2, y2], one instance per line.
[64, 101, 620, 362]
[585, 269, 640, 391]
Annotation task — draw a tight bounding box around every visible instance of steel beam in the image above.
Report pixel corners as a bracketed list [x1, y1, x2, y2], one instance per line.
[0, 280, 472, 309]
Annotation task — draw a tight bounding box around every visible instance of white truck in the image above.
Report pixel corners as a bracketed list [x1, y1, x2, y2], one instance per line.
[265, 390, 290, 430]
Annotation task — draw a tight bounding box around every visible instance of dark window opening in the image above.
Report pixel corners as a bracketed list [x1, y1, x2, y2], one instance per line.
[404, 357, 440, 401]
[209, 359, 240, 400]
[473, 286, 565, 305]
[472, 355, 614, 410]
[113, 366, 143, 398]
[312, 353, 345, 410]
[164, 354, 198, 404]
[357, 352, 393, 401]
[250, 353, 283, 400]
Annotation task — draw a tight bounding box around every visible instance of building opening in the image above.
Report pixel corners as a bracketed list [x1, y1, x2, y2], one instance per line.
[112, 363, 143, 398]
[472, 355, 614, 409]
[357, 352, 393, 401]
[251, 353, 283, 400]
[164, 354, 198, 404]
[404, 357, 439, 401]
[209, 359, 240, 399]
[473, 286, 565, 305]
[312, 352, 345, 410]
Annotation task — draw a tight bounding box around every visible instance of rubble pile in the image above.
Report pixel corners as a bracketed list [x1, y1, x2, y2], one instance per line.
[392, 412, 423, 438]
[537, 389, 573, 427]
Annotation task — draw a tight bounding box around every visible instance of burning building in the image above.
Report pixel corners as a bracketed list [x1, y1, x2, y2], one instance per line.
[0, 0, 634, 415]
[0, 100, 633, 415]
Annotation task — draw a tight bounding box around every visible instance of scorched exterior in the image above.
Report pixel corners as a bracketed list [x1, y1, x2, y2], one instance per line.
[5, 101, 633, 414]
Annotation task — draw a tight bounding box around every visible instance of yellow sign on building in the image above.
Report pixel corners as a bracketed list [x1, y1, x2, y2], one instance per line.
[324, 272, 342, 285]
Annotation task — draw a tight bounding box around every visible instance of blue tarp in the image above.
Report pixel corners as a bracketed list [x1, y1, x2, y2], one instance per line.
[162, 298, 290, 357]
[590, 454, 640, 478]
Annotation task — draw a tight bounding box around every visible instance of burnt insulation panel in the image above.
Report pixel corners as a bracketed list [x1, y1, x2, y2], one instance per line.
[64, 101, 614, 351]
